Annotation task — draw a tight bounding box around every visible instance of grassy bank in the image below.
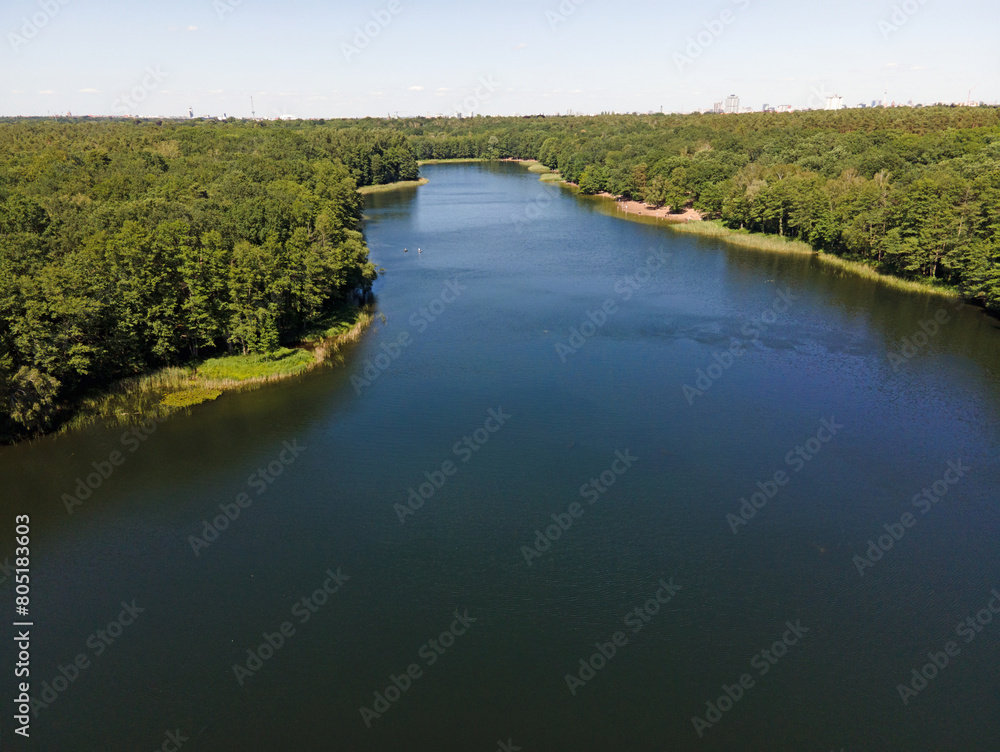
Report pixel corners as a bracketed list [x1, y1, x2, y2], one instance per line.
[670, 220, 814, 254]
[523, 161, 961, 300]
[670, 220, 960, 298]
[59, 305, 374, 434]
[358, 178, 429, 195]
[417, 158, 487, 165]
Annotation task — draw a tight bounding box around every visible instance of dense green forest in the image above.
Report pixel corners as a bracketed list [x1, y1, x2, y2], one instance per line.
[0, 119, 418, 440]
[374, 108, 1000, 311]
[3, 110, 999, 441]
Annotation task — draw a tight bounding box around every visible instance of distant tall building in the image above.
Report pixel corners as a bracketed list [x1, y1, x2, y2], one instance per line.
[725, 94, 740, 114]
[189, 107, 194, 119]
[825, 95, 844, 110]
[713, 101, 723, 114]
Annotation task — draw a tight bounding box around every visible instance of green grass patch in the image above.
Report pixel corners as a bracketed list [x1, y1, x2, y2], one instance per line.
[672, 220, 814, 254]
[301, 303, 363, 342]
[161, 388, 223, 408]
[528, 163, 552, 173]
[358, 178, 429, 195]
[57, 305, 374, 437]
[196, 348, 313, 381]
[812, 253, 959, 298]
[417, 158, 487, 165]
[539, 173, 565, 182]
[671, 220, 959, 298]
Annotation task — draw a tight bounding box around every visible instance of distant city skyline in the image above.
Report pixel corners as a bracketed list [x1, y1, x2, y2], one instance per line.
[2, 0, 996, 119]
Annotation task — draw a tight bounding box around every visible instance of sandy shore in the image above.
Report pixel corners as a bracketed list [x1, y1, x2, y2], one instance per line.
[598, 192, 703, 222]
[509, 160, 703, 221]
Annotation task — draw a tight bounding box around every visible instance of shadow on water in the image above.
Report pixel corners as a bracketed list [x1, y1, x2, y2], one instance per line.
[0, 331, 376, 535]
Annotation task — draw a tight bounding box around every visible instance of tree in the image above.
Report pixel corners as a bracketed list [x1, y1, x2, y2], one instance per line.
[180, 230, 229, 358]
[578, 165, 606, 194]
[228, 240, 281, 355]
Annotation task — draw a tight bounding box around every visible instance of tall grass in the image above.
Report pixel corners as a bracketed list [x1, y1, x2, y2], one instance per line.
[417, 158, 487, 165]
[670, 221, 959, 298]
[671, 220, 815, 254]
[196, 348, 315, 381]
[810, 253, 958, 297]
[60, 306, 374, 434]
[358, 178, 429, 195]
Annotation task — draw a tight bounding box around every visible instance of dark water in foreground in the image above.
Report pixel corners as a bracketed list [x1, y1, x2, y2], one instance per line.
[2, 163, 999, 751]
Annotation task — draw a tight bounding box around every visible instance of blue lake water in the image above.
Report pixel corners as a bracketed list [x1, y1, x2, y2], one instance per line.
[2, 162, 999, 751]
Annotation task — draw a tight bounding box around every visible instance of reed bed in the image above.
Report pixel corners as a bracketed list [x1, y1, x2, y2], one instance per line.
[357, 178, 429, 195]
[671, 221, 958, 298]
[59, 307, 374, 434]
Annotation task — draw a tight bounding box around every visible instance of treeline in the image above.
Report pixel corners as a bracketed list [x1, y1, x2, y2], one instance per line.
[0, 119, 416, 439]
[378, 108, 1000, 311]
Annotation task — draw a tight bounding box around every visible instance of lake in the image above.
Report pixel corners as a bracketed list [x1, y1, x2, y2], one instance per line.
[2, 162, 999, 751]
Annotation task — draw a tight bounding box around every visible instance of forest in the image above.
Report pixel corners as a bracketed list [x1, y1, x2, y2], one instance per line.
[377, 107, 1000, 312]
[4, 109, 999, 440]
[0, 118, 417, 440]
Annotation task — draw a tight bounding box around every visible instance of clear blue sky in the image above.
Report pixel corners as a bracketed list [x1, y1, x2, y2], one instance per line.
[2, 0, 996, 118]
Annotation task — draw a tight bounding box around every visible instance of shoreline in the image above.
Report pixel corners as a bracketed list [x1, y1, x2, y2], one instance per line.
[358, 178, 429, 195]
[417, 158, 486, 165]
[55, 306, 375, 437]
[594, 191, 704, 223]
[522, 163, 960, 301]
[669, 221, 959, 299]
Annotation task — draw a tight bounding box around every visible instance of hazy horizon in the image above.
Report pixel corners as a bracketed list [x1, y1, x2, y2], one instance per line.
[2, 0, 996, 119]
